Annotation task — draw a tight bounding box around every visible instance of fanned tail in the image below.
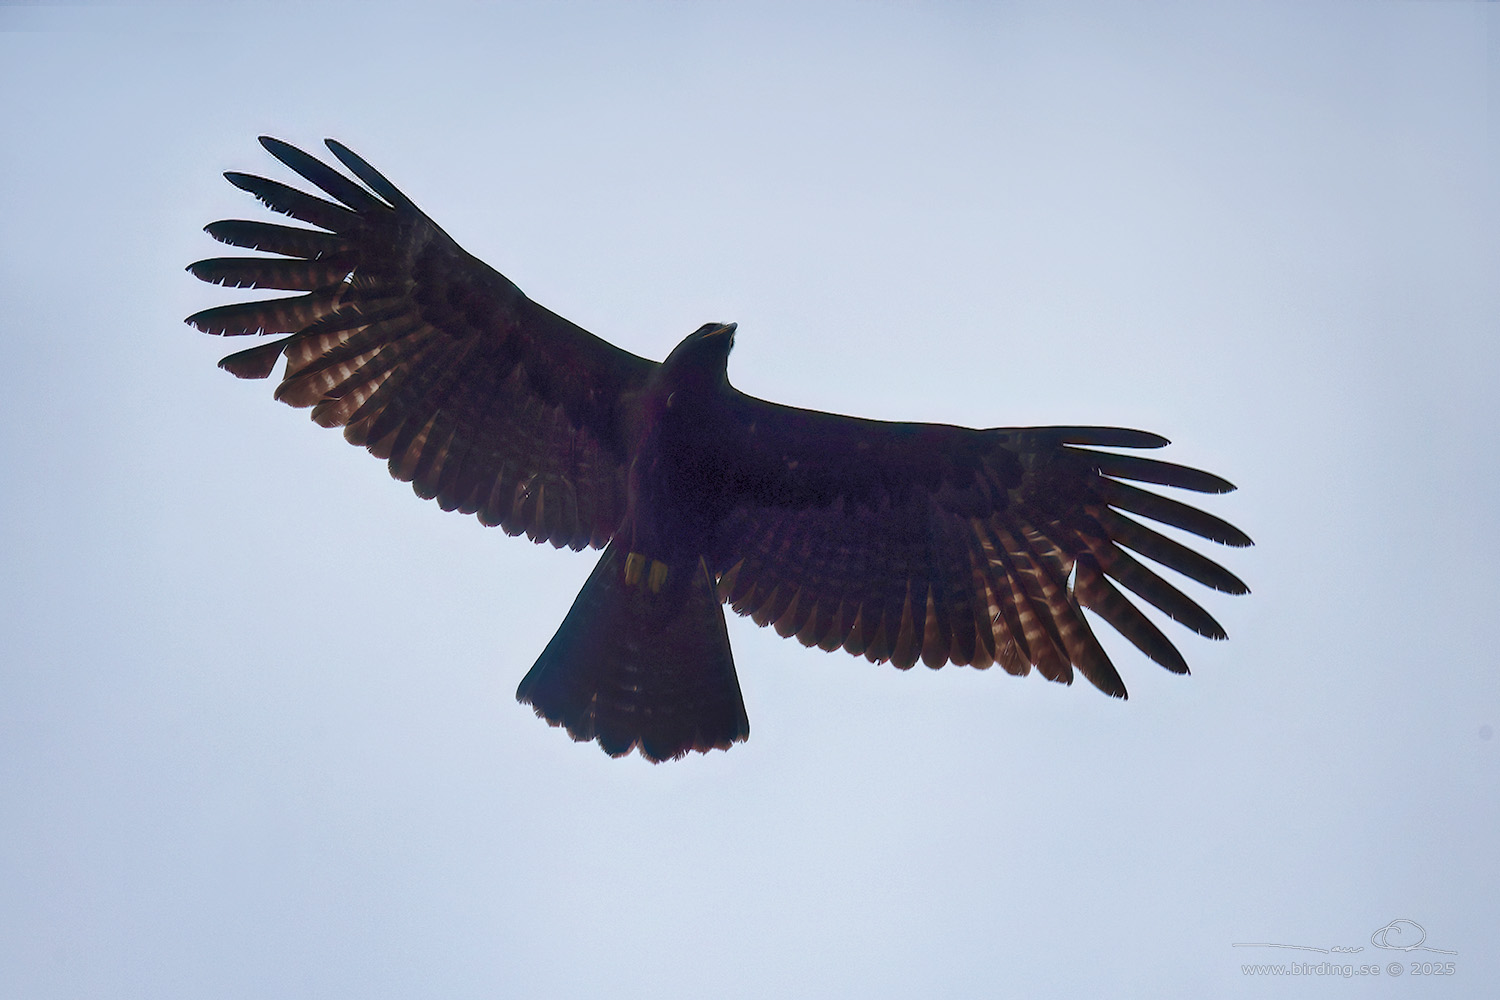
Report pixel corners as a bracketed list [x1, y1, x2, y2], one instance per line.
[517, 542, 749, 762]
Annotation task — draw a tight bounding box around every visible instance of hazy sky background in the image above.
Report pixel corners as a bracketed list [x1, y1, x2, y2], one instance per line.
[2, 2, 1496, 997]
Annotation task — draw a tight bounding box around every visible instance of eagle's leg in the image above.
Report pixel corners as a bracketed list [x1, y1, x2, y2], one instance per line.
[516, 541, 749, 761]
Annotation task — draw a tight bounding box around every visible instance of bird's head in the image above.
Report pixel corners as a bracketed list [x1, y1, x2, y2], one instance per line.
[659, 322, 737, 392]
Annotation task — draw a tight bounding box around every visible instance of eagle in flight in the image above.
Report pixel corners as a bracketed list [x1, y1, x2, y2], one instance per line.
[188, 138, 1251, 762]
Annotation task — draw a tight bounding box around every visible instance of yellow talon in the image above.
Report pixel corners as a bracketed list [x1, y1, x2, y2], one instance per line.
[622, 552, 669, 592]
[624, 551, 645, 586]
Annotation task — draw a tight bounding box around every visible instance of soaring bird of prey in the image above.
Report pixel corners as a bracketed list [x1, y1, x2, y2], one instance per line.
[187, 137, 1251, 762]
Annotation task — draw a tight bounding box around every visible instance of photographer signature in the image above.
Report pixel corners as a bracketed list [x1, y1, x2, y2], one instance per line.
[1233, 918, 1457, 955]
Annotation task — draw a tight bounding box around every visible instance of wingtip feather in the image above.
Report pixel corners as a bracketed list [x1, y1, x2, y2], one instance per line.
[217, 337, 289, 379]
[324, 137, 416, 210]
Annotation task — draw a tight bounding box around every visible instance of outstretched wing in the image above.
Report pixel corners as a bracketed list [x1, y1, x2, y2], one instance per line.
[710, 397, 1251, 695]
[187, 137, 654, 550]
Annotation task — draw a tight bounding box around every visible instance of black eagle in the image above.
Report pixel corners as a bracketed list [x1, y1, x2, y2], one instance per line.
[188, 137, 1251, 762]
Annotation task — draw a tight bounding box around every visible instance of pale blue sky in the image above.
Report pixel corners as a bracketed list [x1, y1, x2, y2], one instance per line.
[2, 3, 1496, 997]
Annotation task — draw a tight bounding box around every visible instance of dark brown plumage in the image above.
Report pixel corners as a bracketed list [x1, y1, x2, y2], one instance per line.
[188, 137, 1251, 761]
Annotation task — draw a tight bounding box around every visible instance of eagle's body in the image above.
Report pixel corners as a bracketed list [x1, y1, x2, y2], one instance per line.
[189, 138, 1251, 761]
[622, 325, 742, 568]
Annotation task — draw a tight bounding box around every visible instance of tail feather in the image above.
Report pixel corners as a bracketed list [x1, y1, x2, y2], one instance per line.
[517, 543, 749, 762]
